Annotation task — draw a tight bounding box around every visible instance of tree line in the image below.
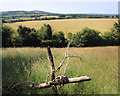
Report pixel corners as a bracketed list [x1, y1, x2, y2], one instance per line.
[2, 20, 120, 48]
[3, 15, 119, 23]
[2, 17, 70, 23]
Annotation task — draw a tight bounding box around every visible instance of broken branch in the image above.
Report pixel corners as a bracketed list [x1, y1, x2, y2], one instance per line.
[31, 76, 91, 89]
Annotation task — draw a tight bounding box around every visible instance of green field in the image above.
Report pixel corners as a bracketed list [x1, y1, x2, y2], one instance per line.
[2, 46, 118, 95]
[5, 18, 118, 36]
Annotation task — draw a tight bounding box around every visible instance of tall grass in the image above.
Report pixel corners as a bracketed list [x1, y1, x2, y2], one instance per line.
[2, 47, 118, 95]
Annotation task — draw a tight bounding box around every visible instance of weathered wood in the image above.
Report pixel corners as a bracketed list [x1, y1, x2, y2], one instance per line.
[47, 46, 55, 81]
[30, 46, 92, 91]
[31, 76, 91, 89]
[47, 46, 57, 94]
[68, 76, 91, 83]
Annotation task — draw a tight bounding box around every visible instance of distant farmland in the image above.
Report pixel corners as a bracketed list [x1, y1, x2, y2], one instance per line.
[5, 18, 118, 36]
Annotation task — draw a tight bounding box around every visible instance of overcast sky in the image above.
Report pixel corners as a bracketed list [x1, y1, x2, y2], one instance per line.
[0, 0, 119, 14]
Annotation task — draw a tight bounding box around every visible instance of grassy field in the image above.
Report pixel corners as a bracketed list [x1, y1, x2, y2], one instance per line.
[5, 18, 118, 36]
[2, 46, 118, 95]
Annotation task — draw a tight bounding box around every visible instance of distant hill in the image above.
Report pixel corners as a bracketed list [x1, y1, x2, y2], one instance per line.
[2, 10, 53, 15]
[2, 10, 118, 16]
[31, 10, 53, 14]
[2, 10, 119, 23]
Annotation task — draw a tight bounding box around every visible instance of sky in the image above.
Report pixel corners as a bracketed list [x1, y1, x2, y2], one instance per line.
[0, 0, 119, 14]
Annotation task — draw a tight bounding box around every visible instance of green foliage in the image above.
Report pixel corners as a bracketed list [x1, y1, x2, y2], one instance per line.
[53, 31, 66, 47]
[59, 14, 66, 18]
[41, 40, 59, 47]
[112, 19, 120, 45]
[102, 31, 118, 45]
[2, 21, 119, 47]
[28, 31, 42, 47]
[67, 32, 73, 40]
[17, 25, 32, 38]
[12, 36, 23, 47]
[41, 31, 67, 47]
[102, 19, 120, 46]
[72, 27, 102, 47]
[17, 25, 41, 47]
[37, 24, 52, 40]
[2, 25, 15, 47]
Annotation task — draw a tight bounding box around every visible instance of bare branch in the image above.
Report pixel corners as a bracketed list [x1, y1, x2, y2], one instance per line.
[64, 42, 70, 75]
[65, 42, 71, 57]
[55, 42, 81, 76]
[45, 73, 51, 83]
[56, 42, 71, 75]
[55, 56, 81, 74]
[55, 57, 67, 73]
[31, 76, 91, 89]
[47, 46, 57, 94]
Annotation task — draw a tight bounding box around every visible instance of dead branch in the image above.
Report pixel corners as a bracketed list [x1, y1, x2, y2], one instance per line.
[47, 46, 57, 94]
[55, 42, 82, 76]
[45, 73, 51, 83]
[31, 76, 91, 89]
[47, 46, 55, 80]
[11, 42, 91, 93]
[64, 42, 70, 75]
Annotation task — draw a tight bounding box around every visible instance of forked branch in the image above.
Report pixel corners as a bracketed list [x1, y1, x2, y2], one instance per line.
[11, 42, 91, 93]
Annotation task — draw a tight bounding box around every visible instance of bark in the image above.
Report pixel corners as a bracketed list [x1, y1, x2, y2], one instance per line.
[47, 46, 57, 94]
[47, 46, 55, 80]
[31, 76, 91, 89]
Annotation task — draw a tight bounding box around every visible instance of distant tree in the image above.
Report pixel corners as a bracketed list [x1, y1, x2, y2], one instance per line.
[12, 36, 23, 47]
[72, 27, 102, 47]
[17, 25, 40, 46]
[53, 31, 65, 40]
[59, 14, 66, 18]
[102, 31, 118, 46]
[102, 19, 120, 45]
[113, 19, 120, 36]
[17, 25, 32, 37]
[67, 32, 73, 40]
[2, 25, 15, 47]
[28, 31, 42, 47]
[53, 31, 66, 47]
[37, 24, 52, 40]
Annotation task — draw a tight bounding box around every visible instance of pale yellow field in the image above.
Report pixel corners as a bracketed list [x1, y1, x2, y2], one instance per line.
[5, 18, 118, 36]
[40, 15, 59, 18]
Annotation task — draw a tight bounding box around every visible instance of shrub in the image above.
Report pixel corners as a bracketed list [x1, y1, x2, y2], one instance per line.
[72, 27, 102, 47]
[2, 25, 15, 47]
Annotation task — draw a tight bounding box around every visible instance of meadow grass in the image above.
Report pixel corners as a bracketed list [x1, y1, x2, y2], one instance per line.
[2, 46, 118, 95]
[5, 18, 118, 36]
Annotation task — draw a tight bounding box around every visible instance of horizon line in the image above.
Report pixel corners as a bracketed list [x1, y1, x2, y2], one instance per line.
[1, 10, 118, 15]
